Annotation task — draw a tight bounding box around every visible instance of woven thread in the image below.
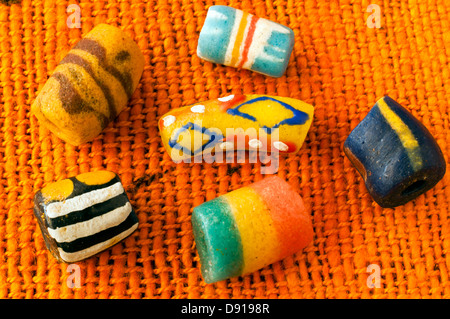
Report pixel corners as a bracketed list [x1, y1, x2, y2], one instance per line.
[0, 0, 449, 298]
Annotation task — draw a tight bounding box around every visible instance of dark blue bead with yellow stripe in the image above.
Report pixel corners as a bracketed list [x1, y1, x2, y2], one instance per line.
[344, 96, 446, 208]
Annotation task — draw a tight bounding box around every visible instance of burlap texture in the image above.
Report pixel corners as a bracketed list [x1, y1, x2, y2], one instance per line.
[0, 0, 449, 298]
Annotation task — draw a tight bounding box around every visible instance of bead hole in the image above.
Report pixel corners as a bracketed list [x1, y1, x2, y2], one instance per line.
[401, 180, 427, 197]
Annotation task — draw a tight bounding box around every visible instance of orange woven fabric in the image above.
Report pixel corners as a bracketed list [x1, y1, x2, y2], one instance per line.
[0, 0, 449, 299]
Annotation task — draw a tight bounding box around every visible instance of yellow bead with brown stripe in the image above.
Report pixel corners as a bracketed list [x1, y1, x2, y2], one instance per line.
[31, 24, 145, 146]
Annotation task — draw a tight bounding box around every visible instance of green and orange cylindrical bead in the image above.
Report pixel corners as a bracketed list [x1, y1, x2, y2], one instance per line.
[191, 176, 314, 283]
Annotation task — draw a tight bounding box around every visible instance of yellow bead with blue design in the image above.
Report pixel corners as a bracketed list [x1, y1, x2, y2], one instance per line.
[158, 94, 314, 162]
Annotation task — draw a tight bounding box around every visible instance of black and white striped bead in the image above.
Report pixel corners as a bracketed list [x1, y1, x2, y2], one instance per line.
[33, 171, 139, 263]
